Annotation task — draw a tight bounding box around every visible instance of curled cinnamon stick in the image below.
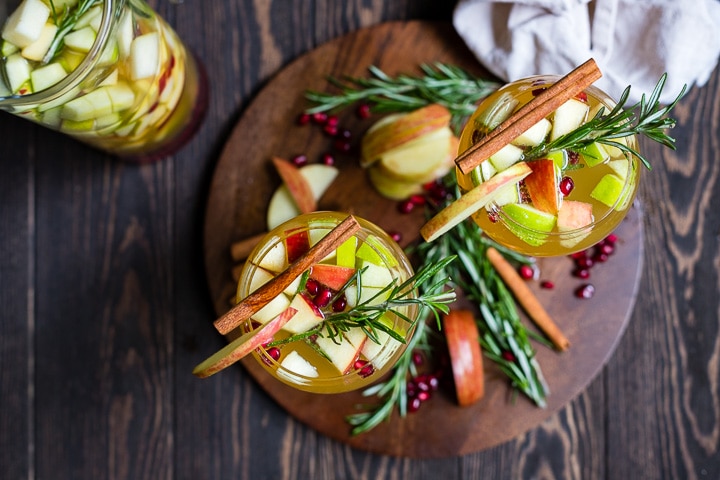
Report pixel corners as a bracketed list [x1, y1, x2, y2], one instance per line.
[213, 214, 361, 335]
[455, 59, 602, 175]
[486, 247, 570, 351]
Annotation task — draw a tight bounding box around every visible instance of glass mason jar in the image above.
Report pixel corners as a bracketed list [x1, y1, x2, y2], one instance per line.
[456, 75, 641, 256]
[0, 0, 207, 162]
[236, 212, 418, 394]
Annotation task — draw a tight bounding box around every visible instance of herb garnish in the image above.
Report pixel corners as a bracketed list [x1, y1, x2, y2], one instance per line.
[305, 63, 500, 133]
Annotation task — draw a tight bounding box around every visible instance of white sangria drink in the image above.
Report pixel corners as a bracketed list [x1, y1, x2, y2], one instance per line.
[456, 76, 641, 256]
[0, 0, 207, 162]
[236, 212, 418, 394]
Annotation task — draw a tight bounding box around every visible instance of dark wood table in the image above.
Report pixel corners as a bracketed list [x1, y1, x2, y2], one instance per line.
[2, 1, 718, 478]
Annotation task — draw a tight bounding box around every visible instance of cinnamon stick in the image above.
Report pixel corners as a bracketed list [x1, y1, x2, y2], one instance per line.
[230, 232, 267, 261]
[486, 247, 570, 351]
[455, 59, 602, 175]
[213, 214, 361, 335]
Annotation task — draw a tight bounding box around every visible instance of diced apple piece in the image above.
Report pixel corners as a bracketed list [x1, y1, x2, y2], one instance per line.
[266, 164, 339, 230]
[30, 62, 67, 92]
[1, 0, 51, 48]
[2, 40, 19, 57]
[60, 118, 94, 132]
[367, 164, 423, 200]
[512, 118, 551, 147]
[358, 261, 393, 288]
[192, 307, 298, 378]
[4, 53, 31, 92]
[74, 5, 102, 30]
[48, 0, 79, 14]
[309, 264, 356, 291]
[105, 82, 135, 112]
[421, 162, 533, 242]
[315, 334, 362, 374]
[344, 327, 369, 351]
[99, 69, 119, 86]
[470, 158, 497, 186]
[546, 150, 568, 170]
[64, 26, 96, 53]
[284, 230, 309, 263]
[61, 88, 113, 121]
[0, 75, 12, 97]
[345, 284, 391, 308]
[524, 159, 561, 214]
[603, 136, 629, 158]
[488, 143, 524, 171]
[20, 22, 57, 61]
[278, 351, 319, 379]
[356, 235, 398, 267]
[97, 39, 119, 67]
[444, 310, 484, 406]
[247, 265, 298, 297]
[501, 203, 557, 247]
[95, 112, 120, 129]
[607, 158, 629, 179]
[590, 173, 625, 208]
[557, 200, 594, 231]
[257, 239, 286, 273]
[335, 236, 357, 268]
[492, 183, 520, 207]
[56, 49, 84, 72]
[250, 293, 291, 324]
[116, 10, 134, 58]
[551, 98, 589, 140]
[580, 141, 610, 167]
[130, 32, 159, 80]
[361, 327, 400, 367]
[282, 293, 324, 334]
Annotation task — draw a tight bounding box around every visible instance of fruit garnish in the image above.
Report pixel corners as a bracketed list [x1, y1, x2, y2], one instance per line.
[271, 156, 317, 214]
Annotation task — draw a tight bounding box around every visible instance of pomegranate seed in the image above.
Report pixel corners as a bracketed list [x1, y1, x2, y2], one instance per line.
[354, 359, 374, 377]
[321, 153, 335, 166]
[573, 268, 591, 279]
[305, 278, 320, 295]
[519, 264, 534, 280]
[314, 288, 333, 307]
[576, 257, 594, 269]
[417, 391, 431, 402]
[416, 377, 431, 392]
[297, 113, 311, 125]
[540, 280, 554, 289]
[266, 347, 281, 361]
[501, 351, 516, 362]
[568, 150, 580, 165]
[333, 139, 351, 152]
[397, 200, 415, 214]
[323, 124, 338, 136]
[408, 397, 422, 413]
[412, 351, 424, 366]
[576, 91, 588, 102]
[291, 154, 308, 167]
[312, 112, 328, 125]
[326, 115, 339, 126]
[575, 284, 595, 299]
[331, 295, 347, 312]
[356, 103, 371, 119]
[406, 380, 417, 398]
[560, 176, 574, 196]
[605, 233, 618, 244]
[339, 129, 352, 139]
[428, 375, 440, 390]
[571, 250, 587, 260]
[390, 231, 402, 243]
[593, 252, 609, 263]
[599, 243, 615, 255]
[427, 183, 449, 201]
[409, 194, 426, 206]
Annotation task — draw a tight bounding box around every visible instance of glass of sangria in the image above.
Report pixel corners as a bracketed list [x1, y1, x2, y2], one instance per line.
[455, 76, 641, 256]
[234, 212, 418, 394]
[0, 0, 207, 162]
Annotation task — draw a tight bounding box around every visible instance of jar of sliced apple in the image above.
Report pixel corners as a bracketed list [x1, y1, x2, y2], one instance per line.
[0, 0, 207, 162]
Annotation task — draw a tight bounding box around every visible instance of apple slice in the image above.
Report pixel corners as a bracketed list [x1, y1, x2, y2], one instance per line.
[1, 0, 51, 48]
[511, 118, 551, 147]
[501, 203, 557, 247]
[488, 143, 524, 172]
[579, 141, 610, 167]
[551, 98, 589, 140]
[376, 127, 455, 183]
[443, 310, 484, 406]
[266, 164, 339, 230]
[20, 22, 57, 61]
[524, 159, 561, 214]
[278, 350, 319, 379]
[590, 173, 625, 208]
[335, 236, 357, 268]
[358, 260, 393, 288]
[315, 334, 363, 374]
[282, 293, 325, 334]
[557, 200, 594, 231]
[257, 238, 286, 272]
[361, 104, 451, 167]
[285, 229, 309, 263]
[272, 157, 316, 214]
[192, 307, 298, 378]
[367, 164, 423, 200]
[309, 264, 356, 291]
[421, 162, 532, 242]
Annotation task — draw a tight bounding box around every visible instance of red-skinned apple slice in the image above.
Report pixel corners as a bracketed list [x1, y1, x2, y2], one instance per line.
[315, 333, 364, 374]
[524, 158, 561, 214]
[557, 200, 594, 231]
[420, 162, 532, 242]
[309, 264, 356, 290]
[285, 229, 309, 263]
[443, 310, 484, 406]
[272, 157, 316, 214]
[361, 104, 451, 167]
[192, 307, 298, 378]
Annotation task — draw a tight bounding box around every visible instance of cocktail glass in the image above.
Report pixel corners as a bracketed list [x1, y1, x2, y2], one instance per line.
[0, 0, 207, 162]
[236, 212, 418, 393]
[456, 75, 641, 256]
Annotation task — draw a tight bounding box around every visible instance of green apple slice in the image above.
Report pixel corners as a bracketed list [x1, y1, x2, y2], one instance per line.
[546, 150, 568, 170]
[580, 141, 610, 167]
[64, 26, 97, 53]
[489, 143, 523, 171]
[590, 173, 624, 208]
[30, 62, 67, 92]
[20, 22, 57, 61]
[5, 53, 32, 92]
[1, 0, 51, 48]
[501, 203, 557, 246]
[335, 236, 357, 268]
[130, 32, 160, 80]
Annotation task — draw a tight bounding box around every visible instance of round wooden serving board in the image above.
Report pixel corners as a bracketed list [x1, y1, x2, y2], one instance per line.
[203, 21, 644, 458]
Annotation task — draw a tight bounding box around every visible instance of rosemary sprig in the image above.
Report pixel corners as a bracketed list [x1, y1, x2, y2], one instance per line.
[43, 0, 102, 64]
[305, 63, 500, 133]
[524, 74, 686, 170]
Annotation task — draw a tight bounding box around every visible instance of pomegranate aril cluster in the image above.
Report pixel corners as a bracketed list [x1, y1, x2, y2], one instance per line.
[405, 351, 441, 413]
[569, 233, 619, 299]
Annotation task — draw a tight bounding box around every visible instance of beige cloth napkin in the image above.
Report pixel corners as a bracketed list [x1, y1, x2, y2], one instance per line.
[453, 0, 720, 103]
